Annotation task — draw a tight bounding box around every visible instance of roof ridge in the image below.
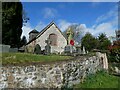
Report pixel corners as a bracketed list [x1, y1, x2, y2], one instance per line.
[29, 29, 39, 34]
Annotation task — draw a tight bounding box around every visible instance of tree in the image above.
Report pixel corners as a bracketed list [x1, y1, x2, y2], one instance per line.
[2, 2, 23, 48]
[97, 33, 111, 50]
[20, 36, 27, 47]
[81, 32, 98, 51]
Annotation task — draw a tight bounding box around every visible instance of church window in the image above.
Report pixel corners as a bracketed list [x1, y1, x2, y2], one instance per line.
[49, 33, 57, 46]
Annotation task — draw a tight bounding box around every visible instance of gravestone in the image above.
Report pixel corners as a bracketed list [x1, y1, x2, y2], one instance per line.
[86, 51, 89, 54]
[82, 46, 86, 54]
[9, 48, 18, 52]
[64, 45, 76, 55]
[76, 45, 81, 54]
[64, 45, 71, 54]
[34, 44, 41, 54]
[0, 44, 10, 53]
[45, 38, 51, 55]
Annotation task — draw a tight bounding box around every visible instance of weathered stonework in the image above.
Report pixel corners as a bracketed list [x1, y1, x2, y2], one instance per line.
[25, 22, 67, 54]
[0, 53, 107, 88]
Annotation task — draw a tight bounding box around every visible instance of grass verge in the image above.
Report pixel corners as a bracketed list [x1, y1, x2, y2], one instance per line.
[2, 52, 72, 65]
[74, 71, 119, 88]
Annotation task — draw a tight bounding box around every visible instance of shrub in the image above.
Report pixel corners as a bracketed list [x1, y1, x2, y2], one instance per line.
[108, 45, 120, 63]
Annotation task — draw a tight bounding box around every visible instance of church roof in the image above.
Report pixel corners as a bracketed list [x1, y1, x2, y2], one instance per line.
[26, 21, 67, 45]
[29, 29, 39, 34]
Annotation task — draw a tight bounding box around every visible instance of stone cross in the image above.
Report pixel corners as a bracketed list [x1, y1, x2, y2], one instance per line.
[66, 27, 74, 45]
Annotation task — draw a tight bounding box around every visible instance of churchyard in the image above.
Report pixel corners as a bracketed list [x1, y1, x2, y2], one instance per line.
[1, 1, 120, 89]
[2, 52, 73, 65]
[1, 21, 119, 88]
[1, 22, 119, 88]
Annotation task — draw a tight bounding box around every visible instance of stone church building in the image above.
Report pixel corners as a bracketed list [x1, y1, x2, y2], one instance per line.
[25, 21, 67, 54]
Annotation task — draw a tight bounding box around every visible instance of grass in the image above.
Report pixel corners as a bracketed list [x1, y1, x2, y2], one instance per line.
[74, 71, 119, 88]
[2, 52, 73, 65]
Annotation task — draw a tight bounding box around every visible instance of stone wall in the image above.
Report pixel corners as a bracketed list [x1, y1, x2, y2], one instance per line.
[0, 53, 107, 88]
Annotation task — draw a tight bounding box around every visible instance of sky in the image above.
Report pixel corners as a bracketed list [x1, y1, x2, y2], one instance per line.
[21, 1, 119, 41]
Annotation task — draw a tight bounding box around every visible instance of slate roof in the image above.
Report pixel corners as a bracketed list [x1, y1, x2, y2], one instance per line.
[26, 21, 67, 45]
[29, 29, 39, 34]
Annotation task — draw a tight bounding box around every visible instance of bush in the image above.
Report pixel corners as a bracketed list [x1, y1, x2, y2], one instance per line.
[108, 45, 120, 63]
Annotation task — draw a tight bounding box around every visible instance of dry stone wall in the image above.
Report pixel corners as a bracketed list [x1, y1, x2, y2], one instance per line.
[0, 53, 106, 88]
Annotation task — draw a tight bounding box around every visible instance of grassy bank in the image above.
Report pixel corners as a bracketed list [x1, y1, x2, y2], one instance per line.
[74, 71, 119, 88]
[2, 53, 72, 65]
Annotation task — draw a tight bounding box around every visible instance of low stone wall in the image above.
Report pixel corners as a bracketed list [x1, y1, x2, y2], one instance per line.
[0, 53, 107, 88]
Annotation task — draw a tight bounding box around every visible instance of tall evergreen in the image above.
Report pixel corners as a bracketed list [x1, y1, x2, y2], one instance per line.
[2, 1, 23, 48]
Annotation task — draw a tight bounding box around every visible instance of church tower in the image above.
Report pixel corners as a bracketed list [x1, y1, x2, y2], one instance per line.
[29, 29, 39, 41]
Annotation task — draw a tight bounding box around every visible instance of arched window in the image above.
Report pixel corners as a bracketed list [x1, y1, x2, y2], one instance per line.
[49, 33, 57, 46]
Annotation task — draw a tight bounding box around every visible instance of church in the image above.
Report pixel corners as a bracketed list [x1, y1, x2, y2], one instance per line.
[25, 21, 67, 54]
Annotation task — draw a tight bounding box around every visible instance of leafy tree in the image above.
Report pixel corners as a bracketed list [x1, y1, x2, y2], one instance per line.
[97, 33, 111, 50]
[20, 36, 27, 47]
[108, 40, 120, 62]
[2, 2, 23, 48]
[81, 32, 98, 51]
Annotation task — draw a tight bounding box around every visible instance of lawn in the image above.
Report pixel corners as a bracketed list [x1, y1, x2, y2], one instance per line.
[2, 53, 73, 65]
[74, 71, 119, 88]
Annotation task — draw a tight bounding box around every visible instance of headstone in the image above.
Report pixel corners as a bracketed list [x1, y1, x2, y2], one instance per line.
[34, 44, 41, 54]
[86, 51, 89, 54]
[64, 45, 76, 55]
[0, 44, 10, 53]
[76, 46, 81, 54]
[82, 46, 86, 54]
[64, 45, 71, 54]
[45, 38, 51, 55]
[9, 48, 18, 52]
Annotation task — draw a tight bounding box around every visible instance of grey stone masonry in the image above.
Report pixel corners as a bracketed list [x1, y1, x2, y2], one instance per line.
[0, 52, 107, 88]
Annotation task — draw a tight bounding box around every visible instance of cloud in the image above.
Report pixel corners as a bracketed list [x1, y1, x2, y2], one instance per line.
[21, 21, 47, 42]
[57, 18, 116, 38]
[70, 23, 116, 38]
[21, 22, 33, 42]
[96, 5, 118, 23]
[42, 7, 57, 19]
[77, 22, 116, 37]
[78, 5, 118, 37]
[58, 20, 77, 31]
[35, 21, 46, 31]
[95, 6, 117, 37]
[92, 23, 116, 37]
[57, 4, 117, 37]
[76, 24, 87, 31]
